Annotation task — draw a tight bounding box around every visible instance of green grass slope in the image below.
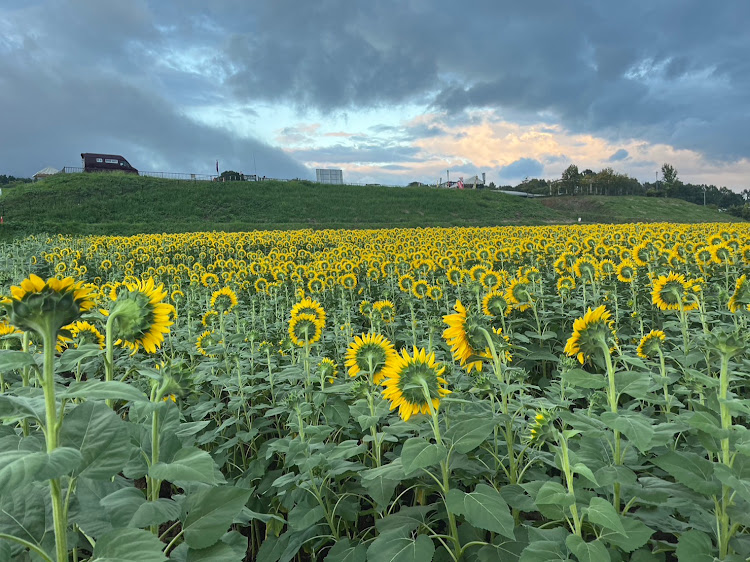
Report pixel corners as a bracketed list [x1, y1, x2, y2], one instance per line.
[0, 173, 740, 238]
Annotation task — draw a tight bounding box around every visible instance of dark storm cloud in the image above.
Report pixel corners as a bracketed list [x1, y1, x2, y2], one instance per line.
[0, 1, 309, 178]
[216, 0, 750, 162]
[3, 0, 750, 178]
[608, 149, 629, 162]
[499, 158, 544, 180]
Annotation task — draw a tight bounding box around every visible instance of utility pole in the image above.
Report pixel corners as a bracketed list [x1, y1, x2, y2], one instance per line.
[447, 170, 450, 186]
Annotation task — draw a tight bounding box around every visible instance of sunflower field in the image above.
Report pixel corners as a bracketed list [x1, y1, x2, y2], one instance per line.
[2, 223, 750, 561]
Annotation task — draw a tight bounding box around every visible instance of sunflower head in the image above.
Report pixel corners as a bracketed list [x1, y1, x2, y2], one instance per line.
[290, 297, 326, 326]
[527, 409, 556, 445]
[66, 320, 105, 349]
[196, 329, 221, 357]
[318, 357, 338, 384]
[728, 275, 750, 313]
[443, 300, 494, 373]
[2, 274, 95, 338]
[505, 277, 534, 312]
[110, 278, 174, 354]
[344, 332, 397, 383]
[563, 305, 616, 364]
[381, 346, 451, 421]
[637, 330, 666, 359]
[210, 286, 238, 314]
[288, 313, 324, 347]
[372, 300, 396, 325]
[482, 290, 507, 317]
[651, 272, 698, 312]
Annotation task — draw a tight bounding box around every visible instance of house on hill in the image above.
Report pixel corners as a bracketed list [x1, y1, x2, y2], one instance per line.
[33, 167, 59, 181]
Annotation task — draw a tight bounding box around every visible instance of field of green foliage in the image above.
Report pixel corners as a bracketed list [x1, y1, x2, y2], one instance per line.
[1, 222, 750, 561]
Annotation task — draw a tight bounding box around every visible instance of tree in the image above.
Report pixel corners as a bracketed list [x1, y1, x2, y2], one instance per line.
[661, 163, 679, 186]
[561, 164, 581, 194]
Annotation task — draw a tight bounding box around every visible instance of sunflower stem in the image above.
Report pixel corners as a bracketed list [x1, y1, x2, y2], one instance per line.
[41, 328, 68, 562]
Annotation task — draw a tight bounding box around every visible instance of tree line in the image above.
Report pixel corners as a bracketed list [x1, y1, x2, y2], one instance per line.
[503, 163, 749, 217]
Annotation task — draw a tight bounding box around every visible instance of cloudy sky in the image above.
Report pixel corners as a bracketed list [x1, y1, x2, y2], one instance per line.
[2, 1, 749, 189]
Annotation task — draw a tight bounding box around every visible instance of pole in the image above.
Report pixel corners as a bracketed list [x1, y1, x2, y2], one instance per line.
[447, 170, 450, 186]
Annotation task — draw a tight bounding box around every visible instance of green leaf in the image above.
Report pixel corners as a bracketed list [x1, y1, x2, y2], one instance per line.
[651, 451, 721, 496]
[600, 411, 654, 453]
[0, 350, 39, 372]
[59, 344, 104, 370]
[0, 483, 50, 557]
[324, 537, 367, 562]
[566, 535, 610, 562]
[519, 540, 568, 562]
[362, 476, 400, 508]
[0, 451, 49, 496]
[59, 400, 133, 479]
[183, 486, 252, 550]
[288, 503, 325, 531]
[615, 371, 652, 399]
[36, 447, 83, 480]
[714, 464, 750, 504]
[186, 535, 244, 562]
[149, 447, 222, 485]
[562, 368, 606, 389]
[400, 437, 446, 476]
[93, 527, 168, 561]
[571, 463, 599, 487]
[100, 488, 146, 529]
[130, 498, 181, 529]
[0, 394, 45, 423]
[500, 484, 536, 512]
[675, 530, 714, 562]
[61, 380, 149, 403]
[444, 418, 496, 454]
[600, 516, 654, 552]
[367, 533, 435, 562]
[446, 484, 515, 539]
[534, 481, 574, 507]
[586, 497, 626, 535]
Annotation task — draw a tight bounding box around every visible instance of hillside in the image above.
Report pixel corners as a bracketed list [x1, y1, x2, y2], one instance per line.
[0, 173, 740, 238]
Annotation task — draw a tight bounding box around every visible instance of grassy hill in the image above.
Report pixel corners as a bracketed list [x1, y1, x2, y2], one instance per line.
[0, 173, 740, 238]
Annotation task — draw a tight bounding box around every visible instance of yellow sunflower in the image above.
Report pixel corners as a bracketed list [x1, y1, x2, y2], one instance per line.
[318, 357, 338, 384]
[110, 278, 174, 354]
[66, 320, 105, 349]
[210, 286, 238, 313]
[637, 330, 666, 359]
[381, 347, 451, 421]
[2, 274, 95, 337]
[290, 297, 326, 326]
[563, 305, 616, 364]
[651, 272, 699, 312]
[288, 313, 324, 346]
[442, 300, 493, 373]
[372, 300, 396, 324]
[344, 332, 397, 384]
[728, 274, 750, 313]
[196, 329, 221, 357]
[481, 290, 507, 317]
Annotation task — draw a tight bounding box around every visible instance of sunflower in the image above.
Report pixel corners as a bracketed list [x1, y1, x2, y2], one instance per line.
[290, 297, 326, 326]
[372, 300, 396, 324]
[563, 305, 616, 364]
[110, 278, 174, 354]
[0, 317, 22, 337]
[210, 286, 238, 313]
[572, 256, 598, 284]
[427, 285, 442, 301]
[381, 347, 451, 421]
[201, 272, 219, 288]
[359, 300, 372, 316]
[202, 310, 219, 328]
[482, 290, 507, 317]
[505, 277, 534, 312]
[412, 279, 430, 299]
[637, 330, 666, 359]
[651, 272, 699, 312]
[66, 320, 105, 349]
[339, 273, 358, 291]
[196, 329, 221, 357]
[318, 357, 338, 384]
[480, 270, 502, 291]
[2, 274, 95, 337]
[344, 332, 397, 383]
[398, 274, 415, 293]
[556, 276, 576, 296]
[446, 266, 465, 286]
[288, 313, 324, 346]
[443, 300, 493, 373]
[307, 276, 325, 294]
[616, 259, 637, 283]
[728, 274, 750, 313]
